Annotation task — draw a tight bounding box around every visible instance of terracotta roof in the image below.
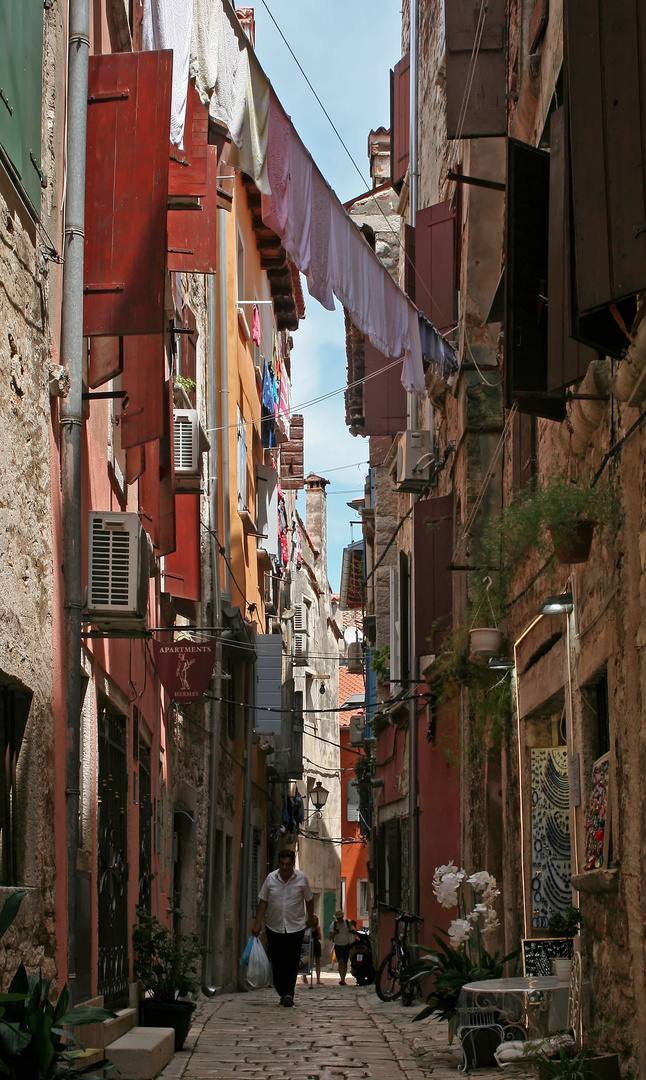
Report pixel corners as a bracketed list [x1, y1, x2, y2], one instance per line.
[339, 667, 365, 726]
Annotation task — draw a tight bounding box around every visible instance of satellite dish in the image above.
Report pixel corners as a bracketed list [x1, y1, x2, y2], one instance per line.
[343, 626, 363, 645]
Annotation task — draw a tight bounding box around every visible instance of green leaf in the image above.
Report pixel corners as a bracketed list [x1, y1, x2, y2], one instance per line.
[59, 1007, 116, 1027]
[0, 894, 27, 942]
[7, 966, 28, 997]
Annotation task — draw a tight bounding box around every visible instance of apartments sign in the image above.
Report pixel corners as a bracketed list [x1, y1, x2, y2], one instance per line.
[152, 640, 216, 702]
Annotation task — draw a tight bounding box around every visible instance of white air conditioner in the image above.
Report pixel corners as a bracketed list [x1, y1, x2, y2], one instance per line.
[395, 429, 434, 492]
[173, 409, 199, 475]
[349, 714, 366, 746]
[347, 640, 363, 674]
[293, 603, 309, 635]
[86, 512, 150, 634]
[293, 632, 308, 665]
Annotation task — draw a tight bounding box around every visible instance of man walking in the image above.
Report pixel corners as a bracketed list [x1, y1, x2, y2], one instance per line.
[252, 848, 314, 1007]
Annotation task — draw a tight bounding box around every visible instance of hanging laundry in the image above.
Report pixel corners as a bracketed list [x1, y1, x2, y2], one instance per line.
[278, 490, 289, 567]
[282, 788, 294, 832]
[261, 360, 276, 448]
[227, 50, 271, 195]
[143, 0, 193, 148]
[292, 790, 304, 828]
[252, 305, 261, 346]
[306, 168, 335, 310]
[402, 301, 426, 396]
[283, 128, 312, 274]
[261, 89, 291, 236]
[295, 522, 303, 570]
[276, 362, 291, 444]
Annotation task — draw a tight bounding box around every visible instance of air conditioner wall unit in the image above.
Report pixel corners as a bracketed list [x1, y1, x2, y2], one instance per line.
[173, 409, 199, 475]
[396, 429, 433, 491]
[349, 714, 366, 746]
[86, 512, 149, 634]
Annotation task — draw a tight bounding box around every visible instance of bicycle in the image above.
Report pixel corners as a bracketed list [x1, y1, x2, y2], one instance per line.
[375, 908, 424, 1006]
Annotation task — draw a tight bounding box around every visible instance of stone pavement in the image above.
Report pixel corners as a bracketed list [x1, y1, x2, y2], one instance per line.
[159, 971, 534, 1080]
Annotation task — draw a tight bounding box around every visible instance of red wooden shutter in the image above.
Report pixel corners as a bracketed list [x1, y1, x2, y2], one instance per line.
[167, 144, 218, 273]
[528, 0, 548, 52]
[363, 339, 408, 436]
[163, 493, 201, 601]
[413, 494, 453, 657]
[84, 50, 172, 337]
[504, 139, 565, 420]
[138, 381, 176, 556]
[125, 444, 145, 485]
[88, 337, 123, 388]
[159, 379, 176, 557]
[120, 334, 166, 449]
[445, 0, 507, 138]
[168, 82, 208, 198]
[409, 201, 456, 333]
[547, 108, 596, 393]
[568, 0, 646, 317]
[390, 54, 410, 188]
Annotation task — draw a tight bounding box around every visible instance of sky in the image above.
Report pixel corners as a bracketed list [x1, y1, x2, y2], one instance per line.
[252, 1, 402, 593]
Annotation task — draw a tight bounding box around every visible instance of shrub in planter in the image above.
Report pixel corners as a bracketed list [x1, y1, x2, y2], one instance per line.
[133, 907, 204, 1050]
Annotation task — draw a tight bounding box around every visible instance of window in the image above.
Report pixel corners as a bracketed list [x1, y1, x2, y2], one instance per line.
[377, 818, 402, 908]
[236, 405, 247, 510]
[0, 0, 44, 215]
[357, 879, 369, 919]
[347, 778, 360, 823]
[0, 681, 30, 885]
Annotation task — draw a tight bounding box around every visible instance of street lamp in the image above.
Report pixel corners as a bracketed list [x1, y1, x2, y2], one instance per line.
[310, 781, 329, 814]
[539, 592, 574, 616]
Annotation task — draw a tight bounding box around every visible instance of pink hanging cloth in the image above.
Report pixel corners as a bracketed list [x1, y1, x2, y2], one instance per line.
[261, 89, 291, 236]
[252, 305, 261, 346]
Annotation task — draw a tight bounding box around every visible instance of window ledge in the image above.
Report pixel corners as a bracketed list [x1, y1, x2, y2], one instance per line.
[571, 868, 619, 894]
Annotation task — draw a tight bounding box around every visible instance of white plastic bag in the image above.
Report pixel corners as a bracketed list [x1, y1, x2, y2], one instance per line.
[246, 936, 271, 988]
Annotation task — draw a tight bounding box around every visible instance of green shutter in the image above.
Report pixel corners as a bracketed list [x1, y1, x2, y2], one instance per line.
[0, 0, 44, 215]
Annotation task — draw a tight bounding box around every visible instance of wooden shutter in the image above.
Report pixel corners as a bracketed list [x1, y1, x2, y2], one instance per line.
[512, 412, 537, 491]
[138, 382, 176, 556]
[547, 108, 597, 392]
[167, 144, 218, 273]
[568, 0, 646, 317]
[168, 82, 208, 198]
[84, 51, 172, 337]
[445, 0, 507, 138]
[399, 551, 410, 683]
[280, 414, 304, 490]
[413, 494, 453, 657]
[405, 202, 456, 333]
[363, 339, 408, 436]
[88, 337, 123, 389]
[120, 335, 166, 449]
[125, 445, 144, 485]
[163, 493, 201, 601]
[390, 54, 410, 188]
[0, 0, 44, 215]
[504, 139, 565, 420]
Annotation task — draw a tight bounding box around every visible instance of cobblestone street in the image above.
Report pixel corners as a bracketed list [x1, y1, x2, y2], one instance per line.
[161, 972, 533, 1080]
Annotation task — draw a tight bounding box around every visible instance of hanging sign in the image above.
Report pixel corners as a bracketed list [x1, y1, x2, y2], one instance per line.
[152, 639, 216, 702]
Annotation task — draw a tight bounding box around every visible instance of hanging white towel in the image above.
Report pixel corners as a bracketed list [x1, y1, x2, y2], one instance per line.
[261, 89, 291, 236]
[283, 129, 312, 273]
[227, 51, 271, 194]
[143, 0, 193, 148]
[306, 168, 334, 310]
[329, 198, 355, 313]
[402, 301, 426, 396]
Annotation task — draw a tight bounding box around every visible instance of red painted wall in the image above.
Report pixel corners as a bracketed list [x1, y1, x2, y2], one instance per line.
[340, 728, 368, 924]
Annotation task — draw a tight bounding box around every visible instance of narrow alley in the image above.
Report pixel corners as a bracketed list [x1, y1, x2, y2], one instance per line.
[163, 974, 529, 1080]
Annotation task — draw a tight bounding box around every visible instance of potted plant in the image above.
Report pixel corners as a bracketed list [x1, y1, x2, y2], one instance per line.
[133, 906, 203, 1050]
[546, 906, 582, 980]
[469, 577, 503, 659]
[0, 891, 116, 1079]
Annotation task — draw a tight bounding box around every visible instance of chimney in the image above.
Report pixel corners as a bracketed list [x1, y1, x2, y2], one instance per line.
[304, 473, 330, 569]
[367, 127, 391, 187]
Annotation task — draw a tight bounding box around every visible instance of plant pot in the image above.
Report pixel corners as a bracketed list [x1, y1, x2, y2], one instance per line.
[550, 520, 596, 564]
[587, 1054, 621, 1080]
[141, 999, 196, 1050]
[550, 957, 572, 981]
[469, 628, 503, 657]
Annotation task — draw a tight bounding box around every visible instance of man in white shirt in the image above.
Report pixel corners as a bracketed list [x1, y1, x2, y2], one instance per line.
[252, 848, 314, 1007]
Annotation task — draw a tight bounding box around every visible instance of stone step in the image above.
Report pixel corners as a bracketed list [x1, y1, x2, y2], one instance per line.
[74, 1007, 138, 1050]
[105, 1026, 175, 1080]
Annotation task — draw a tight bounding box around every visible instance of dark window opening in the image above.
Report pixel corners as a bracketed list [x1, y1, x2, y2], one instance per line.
[0, 682, 30, 886]
[596, 675, 610, 758]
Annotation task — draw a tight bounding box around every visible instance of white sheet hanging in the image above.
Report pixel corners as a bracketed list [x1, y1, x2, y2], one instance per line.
[143, 0, 193, 148]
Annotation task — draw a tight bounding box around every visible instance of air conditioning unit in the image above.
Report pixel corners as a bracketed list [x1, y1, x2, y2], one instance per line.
[293, 603, 309, 635]
[293, 632, 308, 665]
[174, 410, 199, 475]
[349, 714, 366, 746]
[347, 641, 363, 674]
[395, 429, 434, 492]
[86, 512, 150, 634]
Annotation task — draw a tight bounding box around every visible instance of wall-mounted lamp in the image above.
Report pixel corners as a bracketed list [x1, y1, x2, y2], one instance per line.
[539, 592, 574, 616]
[310, 780, 329, 813]
[487, 656, 515, 671]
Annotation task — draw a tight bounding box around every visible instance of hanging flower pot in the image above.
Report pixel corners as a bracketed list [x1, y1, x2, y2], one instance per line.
[469, 628, 504, 658]
[549, 520, 596, 564]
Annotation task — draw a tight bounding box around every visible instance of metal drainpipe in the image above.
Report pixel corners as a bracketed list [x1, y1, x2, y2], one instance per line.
[60, 0, 89, 1001]
[237, 653, 255, 990]
[202, 274, 223, 995]
[217, 208, 231, 600]
[408, 0, 420, 925]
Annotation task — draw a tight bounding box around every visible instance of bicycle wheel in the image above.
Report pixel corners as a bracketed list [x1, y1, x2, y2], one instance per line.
[401, 977, 417, 1007]
[375, 949, 403, 1001]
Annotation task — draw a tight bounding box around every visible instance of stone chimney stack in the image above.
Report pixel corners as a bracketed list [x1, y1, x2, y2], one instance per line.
[368, 127, 391, 187]
[304, 473, 330, 570]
